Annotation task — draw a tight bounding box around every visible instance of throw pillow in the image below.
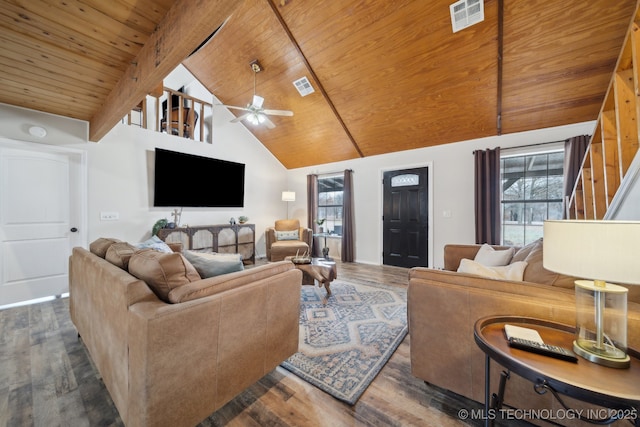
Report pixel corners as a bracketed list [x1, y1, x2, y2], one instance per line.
[136, 235, 173, 253]
[105, 242, 137, 270]
[511, 239, 539, 263]
[128, 249, 201, 302]
[182, 251, 244, 278]
[89, 237, 121, 258]
[474, 243, 515, 266]
[458, 258, 528, 281]
[276, 230, 299, 241]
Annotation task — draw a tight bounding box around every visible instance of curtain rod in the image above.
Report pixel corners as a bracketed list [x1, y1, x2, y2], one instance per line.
[473, 139, 567, 155]
[316, 169, 353, 177]
[500, 139, 567, 151]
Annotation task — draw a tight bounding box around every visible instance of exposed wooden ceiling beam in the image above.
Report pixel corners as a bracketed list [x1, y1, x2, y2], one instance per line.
[88, 0, 241, 142]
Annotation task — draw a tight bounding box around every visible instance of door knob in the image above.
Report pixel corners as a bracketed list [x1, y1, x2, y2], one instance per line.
[70, 227, 78, 232]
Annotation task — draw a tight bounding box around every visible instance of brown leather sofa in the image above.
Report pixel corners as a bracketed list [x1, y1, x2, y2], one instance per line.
[69, 241, 301, 427]
[408, 242, 640, 427]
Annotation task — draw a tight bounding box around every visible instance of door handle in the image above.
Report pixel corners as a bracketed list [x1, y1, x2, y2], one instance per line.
[70, 227, 78, 232]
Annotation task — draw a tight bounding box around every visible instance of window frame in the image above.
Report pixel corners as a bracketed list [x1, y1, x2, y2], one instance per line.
[317, 174, 344, 237]
[500, 143, 565, 246]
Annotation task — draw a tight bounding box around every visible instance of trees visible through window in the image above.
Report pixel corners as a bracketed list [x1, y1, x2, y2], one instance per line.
[501, 151, 564, 246]
[318, 175, 343, 236]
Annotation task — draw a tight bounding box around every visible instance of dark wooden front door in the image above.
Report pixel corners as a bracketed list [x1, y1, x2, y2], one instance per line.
[383, 167, 429, 268]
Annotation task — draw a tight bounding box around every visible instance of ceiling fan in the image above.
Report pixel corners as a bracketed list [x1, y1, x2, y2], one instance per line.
[218, 60, 293, 129]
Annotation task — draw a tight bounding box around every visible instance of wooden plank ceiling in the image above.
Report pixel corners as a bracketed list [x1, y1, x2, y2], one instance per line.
[0, 0, 636, 169]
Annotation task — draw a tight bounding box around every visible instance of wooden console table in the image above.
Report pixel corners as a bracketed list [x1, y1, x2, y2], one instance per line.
[157, 223, 255, 264]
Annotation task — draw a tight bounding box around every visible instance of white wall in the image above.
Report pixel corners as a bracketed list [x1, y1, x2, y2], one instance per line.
[0, 101, 289, 258]
[0, 100, 597, 265]
[285, 121, 596, 267]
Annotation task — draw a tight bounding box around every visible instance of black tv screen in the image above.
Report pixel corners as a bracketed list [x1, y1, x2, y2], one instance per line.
[153, 148, 245, 207]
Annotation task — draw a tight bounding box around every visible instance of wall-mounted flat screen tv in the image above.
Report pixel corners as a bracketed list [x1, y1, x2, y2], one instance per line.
[153, 148, 245, 207]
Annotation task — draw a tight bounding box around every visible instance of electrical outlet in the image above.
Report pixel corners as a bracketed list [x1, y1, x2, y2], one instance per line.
[100, 211, 119, 221]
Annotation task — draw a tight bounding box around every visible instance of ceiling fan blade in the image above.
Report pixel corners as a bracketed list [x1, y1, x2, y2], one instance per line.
[263, 116, 276, 129]
[263, 109, 294, 116]
[230, 113, 251, 123]
[217, 104, 251, 112]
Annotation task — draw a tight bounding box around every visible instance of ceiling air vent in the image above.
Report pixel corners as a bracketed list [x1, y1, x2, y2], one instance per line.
[450, 0, 484, 33]
[293, 76, 315, 97]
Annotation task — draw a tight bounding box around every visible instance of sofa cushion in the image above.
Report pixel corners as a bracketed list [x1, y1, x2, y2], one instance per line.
[136, 235, 173, 253]
[458, 258, 528, 281]
[105, 242, 137, 270]
[511, 239, 539, 263]
[182, 250, 244, 278]
[516, 238, 576, 288]
[128, 249, 201, 302]
[276, 230, 299, 241]
[89, 237, 121, 258]
[474, 243, 514, 266]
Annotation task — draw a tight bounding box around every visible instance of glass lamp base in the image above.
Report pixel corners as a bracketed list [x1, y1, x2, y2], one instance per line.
[573, 340, 630, 369]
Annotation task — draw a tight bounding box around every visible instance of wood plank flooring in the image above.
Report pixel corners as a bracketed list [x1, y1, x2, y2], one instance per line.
[0, 261, 526, 427]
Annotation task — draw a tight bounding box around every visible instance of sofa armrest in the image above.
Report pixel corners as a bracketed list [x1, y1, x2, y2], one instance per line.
[265, 227, 276, 259]
[126, 267, 301, 427]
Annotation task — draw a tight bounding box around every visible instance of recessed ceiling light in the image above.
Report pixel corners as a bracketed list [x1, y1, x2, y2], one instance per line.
[28, 126, 47, 138]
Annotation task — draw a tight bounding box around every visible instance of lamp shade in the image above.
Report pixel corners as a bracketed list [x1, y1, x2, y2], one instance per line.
[543, 220, 640, 285]
[282, 191, 295, 202]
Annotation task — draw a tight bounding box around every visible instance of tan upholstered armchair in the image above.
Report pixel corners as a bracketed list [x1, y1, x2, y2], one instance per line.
[266, 219, 313, 262]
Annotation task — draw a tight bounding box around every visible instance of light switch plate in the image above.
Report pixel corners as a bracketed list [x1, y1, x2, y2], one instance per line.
[100, 211, 119, 221]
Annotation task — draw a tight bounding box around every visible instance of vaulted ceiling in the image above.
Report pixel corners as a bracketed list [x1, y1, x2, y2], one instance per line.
[0, 0, 637, 169]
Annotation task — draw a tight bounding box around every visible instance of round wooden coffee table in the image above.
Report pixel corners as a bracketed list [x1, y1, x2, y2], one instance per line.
[286, 257, 337, 296]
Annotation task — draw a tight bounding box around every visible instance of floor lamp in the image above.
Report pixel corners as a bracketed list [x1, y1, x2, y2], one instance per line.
[282, 191, 295, 219]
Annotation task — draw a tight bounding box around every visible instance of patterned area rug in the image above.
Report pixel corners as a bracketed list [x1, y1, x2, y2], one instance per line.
[280, 280, 407, 405]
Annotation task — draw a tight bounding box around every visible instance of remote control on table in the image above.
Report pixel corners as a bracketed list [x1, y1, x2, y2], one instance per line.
[508, 337, 578, 362]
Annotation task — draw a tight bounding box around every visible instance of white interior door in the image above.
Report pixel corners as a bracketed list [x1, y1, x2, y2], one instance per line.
[0, 145, 82, 306]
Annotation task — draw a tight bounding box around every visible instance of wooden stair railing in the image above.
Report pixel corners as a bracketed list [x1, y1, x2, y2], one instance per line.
[568, 1, 640, 219]
[123, 87, 212, 143]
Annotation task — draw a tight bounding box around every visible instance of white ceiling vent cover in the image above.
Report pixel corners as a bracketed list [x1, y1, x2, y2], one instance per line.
[450, 0, 484, 33]
[293, 77, 315, 97]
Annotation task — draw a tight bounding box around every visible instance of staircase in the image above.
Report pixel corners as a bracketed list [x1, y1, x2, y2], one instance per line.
[568, 2, 640, 220]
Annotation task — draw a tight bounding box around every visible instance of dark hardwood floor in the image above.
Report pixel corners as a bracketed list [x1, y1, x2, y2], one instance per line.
[0, 261, 520, 427]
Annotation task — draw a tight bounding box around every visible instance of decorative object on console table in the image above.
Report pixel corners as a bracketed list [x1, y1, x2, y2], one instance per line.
[157, 223, 255, 264]
[238, 215, 248, 224]
[543, 220, 640, 368]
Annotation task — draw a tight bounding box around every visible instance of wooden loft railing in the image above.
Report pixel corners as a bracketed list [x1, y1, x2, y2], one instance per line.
[568, 2, 640, 219]
[124, 86, 212, 143]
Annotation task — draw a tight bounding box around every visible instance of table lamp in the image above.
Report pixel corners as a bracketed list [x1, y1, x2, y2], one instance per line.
[282, 191, 295, 219]
[543, 220, 640, 368]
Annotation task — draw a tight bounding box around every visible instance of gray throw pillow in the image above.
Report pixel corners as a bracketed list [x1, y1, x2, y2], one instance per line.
[183, 250, 244, 278]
